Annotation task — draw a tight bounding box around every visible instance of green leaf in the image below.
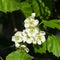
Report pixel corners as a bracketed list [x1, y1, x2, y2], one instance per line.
[6, 50, 32, 60]
[0, 0, 21, 12]
[42, 0, 54, 11]
[25, 0, 52, 19]
[50, 20, 60, 24]
[47, 35, 60, 57]
[33, 42, 46, 54]
[0, 0, 32, 16]
[41, 0, 54, 19]
[32, 0, 40, 17]
[38, 0, 51, 19]
[20, 2, 32, 17]
[42, 20, 60, 29]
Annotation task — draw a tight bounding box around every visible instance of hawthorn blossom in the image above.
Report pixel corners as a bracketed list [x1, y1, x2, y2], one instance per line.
[22, 33, 34, 44]
[40, 31, 46, 36]
[32, 40, 37, 44]
[25, 28, 39, 37]
[15, 42, 20, 48]
[35, 31, 46, 45]
[24, 18, 39, 28]
[21, 45, 29, 53]
[12, 31, 23, 43]
[31, 13, 36, 18]
[11, 13, 46, 49]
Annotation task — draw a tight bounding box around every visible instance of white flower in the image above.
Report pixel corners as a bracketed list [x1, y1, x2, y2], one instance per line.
[12, 31, 23, 43]
[15, 31, 22, 36]
[21, 45, 26, 48]
[35, 32, 46, 45]
[41, 35, 45, 43]
[22, 30, 27, 42]
[24, 18, 39, 28]
[25, 28, 39, 37]
[40, 31, 46, 36]
[25, 47, 29, 53]
[32, 40, 37, 44]
[31, 13, 36, 18]
[21, 45, 29, 53]
[15, 42, 20, 48]
[23, 34, 33, 44]
[22, 30, 27, 36]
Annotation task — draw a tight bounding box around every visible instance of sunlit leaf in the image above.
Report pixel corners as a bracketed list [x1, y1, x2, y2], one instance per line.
[33, 42, 46, 54]
[20, 2, 32, 17]
[47, 35, 60, 57]
[0, 0, 21, 12]
[6, 50, 32, 60]
[32, 0, 40, 17]
[43, 20, 60, 29]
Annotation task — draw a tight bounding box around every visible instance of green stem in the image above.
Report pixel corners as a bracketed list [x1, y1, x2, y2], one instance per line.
[39, 21, 43, 26]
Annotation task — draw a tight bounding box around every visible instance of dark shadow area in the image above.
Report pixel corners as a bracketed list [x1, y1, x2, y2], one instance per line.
[0, 10, 25, 60]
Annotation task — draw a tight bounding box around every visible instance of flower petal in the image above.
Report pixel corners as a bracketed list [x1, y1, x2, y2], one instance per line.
[15, 42, 20, 48]
[40, 31, 46, 36]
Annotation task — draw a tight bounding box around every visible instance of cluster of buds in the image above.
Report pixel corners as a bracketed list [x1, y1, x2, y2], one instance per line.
[12, 13, 46, 52]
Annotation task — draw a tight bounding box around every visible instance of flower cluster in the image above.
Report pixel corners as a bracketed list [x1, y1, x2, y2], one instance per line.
[12, 13, 46, 52]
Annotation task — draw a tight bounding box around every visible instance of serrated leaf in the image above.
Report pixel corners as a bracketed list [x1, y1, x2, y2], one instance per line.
[42, 20, 60, 29]
[0, 0, 21, 12]
[33, 42, 46, 54]
[6, 50, 32, 60]
[20, 2, 32, 17]
[47, 35, 60, 57]
[50, 20, 60, 24]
